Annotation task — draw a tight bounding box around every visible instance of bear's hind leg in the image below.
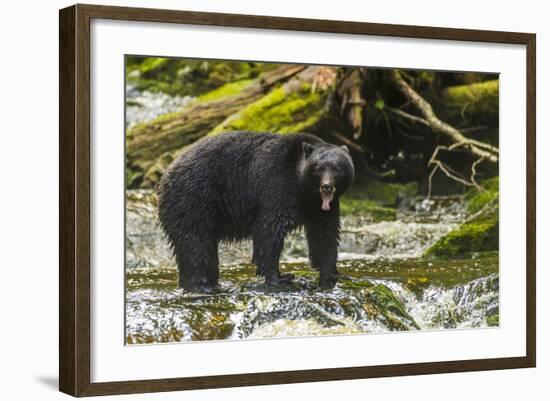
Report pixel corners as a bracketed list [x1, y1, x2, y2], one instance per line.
[174, 233, 219, 292]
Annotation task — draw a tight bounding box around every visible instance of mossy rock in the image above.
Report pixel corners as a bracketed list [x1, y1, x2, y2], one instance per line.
[188, 311, 235, 341]
[363, 284, 419, 330]
[338, 277, 375, 291]
[486, 314, 499, 327]
[464, 176, 499, 214]
[424, 176, 499, 259]
[424, 209, 498, 259]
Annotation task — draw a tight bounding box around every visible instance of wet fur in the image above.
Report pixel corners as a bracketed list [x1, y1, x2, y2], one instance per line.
[158, 131, 354, 290]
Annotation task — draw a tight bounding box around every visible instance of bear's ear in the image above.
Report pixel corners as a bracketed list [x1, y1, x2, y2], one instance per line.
[302, 142, 314, 158]
[340, 145, 350, 154]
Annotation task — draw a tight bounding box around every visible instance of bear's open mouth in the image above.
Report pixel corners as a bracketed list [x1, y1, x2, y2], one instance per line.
[321, 192, 334, 211]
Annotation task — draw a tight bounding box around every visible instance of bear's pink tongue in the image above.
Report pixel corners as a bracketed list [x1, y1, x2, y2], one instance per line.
[321, 194, 332, 211]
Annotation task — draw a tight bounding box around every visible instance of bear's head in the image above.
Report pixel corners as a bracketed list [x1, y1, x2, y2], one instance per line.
[299, 141, 355, 212]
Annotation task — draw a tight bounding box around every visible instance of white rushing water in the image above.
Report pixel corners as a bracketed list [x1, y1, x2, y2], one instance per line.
[126, 85, 195, 129]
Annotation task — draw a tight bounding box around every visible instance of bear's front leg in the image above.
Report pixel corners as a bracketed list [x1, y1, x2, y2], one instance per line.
[305, 204, 341, 289]
[252, 225, 294, 287]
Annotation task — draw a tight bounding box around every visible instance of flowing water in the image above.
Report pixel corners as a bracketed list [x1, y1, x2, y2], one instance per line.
[126, 85, 195, 129]
[125, 190, 499, 344]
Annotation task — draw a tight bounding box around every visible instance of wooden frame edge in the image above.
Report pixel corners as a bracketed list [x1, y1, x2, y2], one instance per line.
[60, 4, 92, 396]
[59, 4, 77, 396]
[59, 3, 537, 397]
[525, 33, 536, 368]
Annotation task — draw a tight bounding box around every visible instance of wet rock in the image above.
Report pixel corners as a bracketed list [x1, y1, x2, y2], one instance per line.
[423, 178, 499, 259]
[125, 258, 498, 343]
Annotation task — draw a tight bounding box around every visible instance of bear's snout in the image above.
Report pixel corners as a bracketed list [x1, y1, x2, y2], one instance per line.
[320, 179, 335, 212]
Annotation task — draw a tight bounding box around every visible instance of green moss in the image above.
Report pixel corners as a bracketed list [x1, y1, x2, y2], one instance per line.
[198, 79, 254, 102]
[126, 327, 186, 344]
[338, 277, 374, 291]
[345, 181, 418, 206]
[364, 284, 419, 330]
[209, 85, 325, 135]
[465, 176, 499, 213]
[126, 56, 277, 96]
[136, 57, 170, 74]
[486, 314, 499, 327]
[126, 57, 276, 97]
[443, 79, 499, 117]
[417, 71, 435, 85]
[423, 176, 499, 259]
[368, 181, 417, 206]
[189, 312, 235, 341]
[424, 213, 498, 259]
[340, 198, 396, 220]
[338, 181, 417, 220]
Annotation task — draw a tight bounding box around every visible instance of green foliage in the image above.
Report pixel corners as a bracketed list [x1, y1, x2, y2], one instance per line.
[417, 71, 435, 85]
[126, 57, 275, 97]
[135, 57, 170, 74]
[209, 85, 325, 135]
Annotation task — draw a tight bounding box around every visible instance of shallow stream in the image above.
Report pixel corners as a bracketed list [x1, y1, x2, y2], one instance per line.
[125, 190, 499, 344]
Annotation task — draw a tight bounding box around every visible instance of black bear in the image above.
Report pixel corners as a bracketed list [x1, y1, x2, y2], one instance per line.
[158, 131, 354, 291]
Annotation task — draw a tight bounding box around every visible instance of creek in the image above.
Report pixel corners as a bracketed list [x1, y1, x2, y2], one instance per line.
[125, 190, 498, 343]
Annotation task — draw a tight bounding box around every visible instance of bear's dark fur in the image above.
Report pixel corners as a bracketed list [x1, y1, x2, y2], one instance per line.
[158, 131, 355, 291]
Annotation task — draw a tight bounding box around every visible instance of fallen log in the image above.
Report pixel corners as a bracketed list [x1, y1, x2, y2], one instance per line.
[126, 64, 305, 187]
[442, 79, 499, 119]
